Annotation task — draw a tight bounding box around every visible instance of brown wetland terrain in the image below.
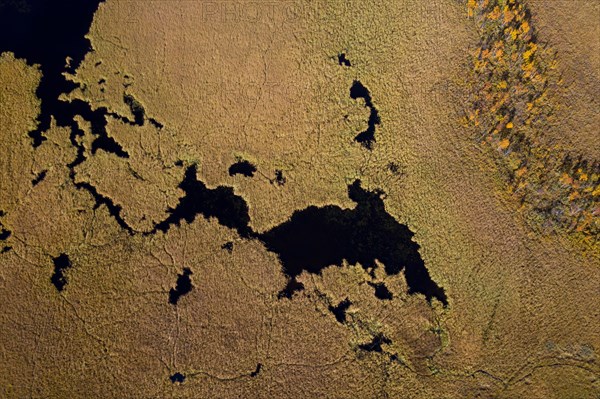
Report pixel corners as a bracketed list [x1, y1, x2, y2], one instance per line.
[0, 0, 598, 398]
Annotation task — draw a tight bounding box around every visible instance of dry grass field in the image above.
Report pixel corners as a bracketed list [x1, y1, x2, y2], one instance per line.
[0, 0, 598, 398]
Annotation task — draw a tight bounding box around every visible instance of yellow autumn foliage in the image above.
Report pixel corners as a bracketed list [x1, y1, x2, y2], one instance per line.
[560, 173, 573, 186]
[467, 0, 598, 236]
